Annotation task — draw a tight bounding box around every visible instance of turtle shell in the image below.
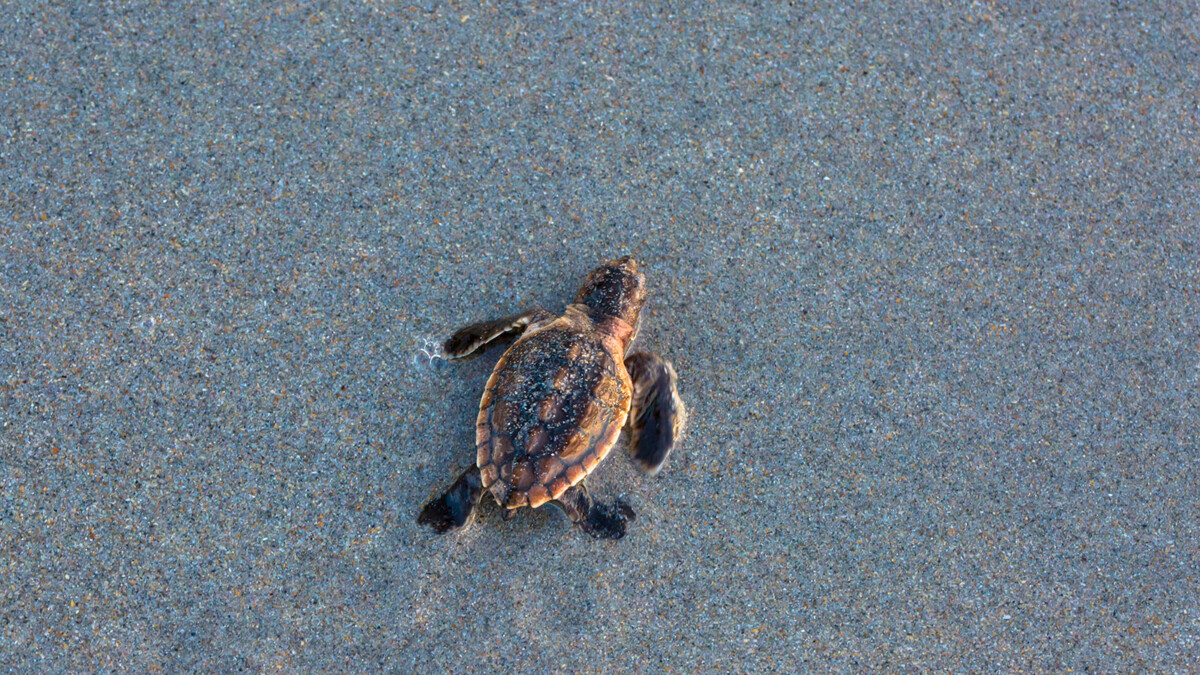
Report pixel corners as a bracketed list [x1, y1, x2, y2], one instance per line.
[475, 316, 632, 509]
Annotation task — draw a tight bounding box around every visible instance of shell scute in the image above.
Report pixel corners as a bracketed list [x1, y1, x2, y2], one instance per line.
[536, 456, 565, 482]
[550, 477, 571, 499]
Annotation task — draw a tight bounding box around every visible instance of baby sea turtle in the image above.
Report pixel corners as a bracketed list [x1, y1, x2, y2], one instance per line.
[418, 256, 686, 539]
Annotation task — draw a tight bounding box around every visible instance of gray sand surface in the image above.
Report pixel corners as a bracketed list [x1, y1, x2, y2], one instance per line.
[2, 2, 1198, 672]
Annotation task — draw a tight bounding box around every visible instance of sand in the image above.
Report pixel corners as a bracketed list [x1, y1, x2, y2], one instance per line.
[2, 2, 1197, 672]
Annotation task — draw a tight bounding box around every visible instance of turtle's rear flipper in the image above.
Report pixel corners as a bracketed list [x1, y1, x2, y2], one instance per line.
[552, 483, 634, 540]
[443, 309, 554, 360]
[418, 465, 483, 533]
[624, 352, 686, 475]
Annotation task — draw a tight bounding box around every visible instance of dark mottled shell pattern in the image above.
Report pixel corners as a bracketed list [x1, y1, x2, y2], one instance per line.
[476, 314, 631, 509]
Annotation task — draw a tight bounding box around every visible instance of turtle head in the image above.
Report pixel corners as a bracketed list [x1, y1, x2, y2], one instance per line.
[574, 256, 647, 328]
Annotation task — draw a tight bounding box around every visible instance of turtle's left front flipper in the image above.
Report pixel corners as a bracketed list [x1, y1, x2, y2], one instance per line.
[624, 352, 686, 475]
[442, 308, 553, 360]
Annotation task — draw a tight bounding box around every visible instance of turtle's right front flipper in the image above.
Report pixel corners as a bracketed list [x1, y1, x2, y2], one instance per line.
[624, 352, 686, 475]
[417, 465, 484, 533]
[442, 308, 554, 360]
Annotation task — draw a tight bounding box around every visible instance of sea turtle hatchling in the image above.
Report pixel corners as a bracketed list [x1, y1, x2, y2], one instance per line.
[418, 256, 686, 539]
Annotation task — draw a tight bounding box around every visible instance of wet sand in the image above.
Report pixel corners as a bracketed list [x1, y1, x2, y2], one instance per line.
[2, 2, 1197, 672]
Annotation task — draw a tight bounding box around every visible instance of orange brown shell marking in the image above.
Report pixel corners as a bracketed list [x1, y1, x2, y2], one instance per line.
[474, 316, 632, 510]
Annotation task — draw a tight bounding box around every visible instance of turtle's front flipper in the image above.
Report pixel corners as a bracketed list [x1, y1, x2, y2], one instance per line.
[417, 465, 484, 533]
[552, 483, 635, 540]
[442, 309, 554, 360]
[624, 352, 686, 475]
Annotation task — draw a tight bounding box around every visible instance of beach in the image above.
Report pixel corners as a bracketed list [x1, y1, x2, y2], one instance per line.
[2, 2, 1197, 671]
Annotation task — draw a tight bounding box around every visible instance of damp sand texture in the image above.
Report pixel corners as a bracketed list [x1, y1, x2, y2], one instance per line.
[2, 2, 1198, 673]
